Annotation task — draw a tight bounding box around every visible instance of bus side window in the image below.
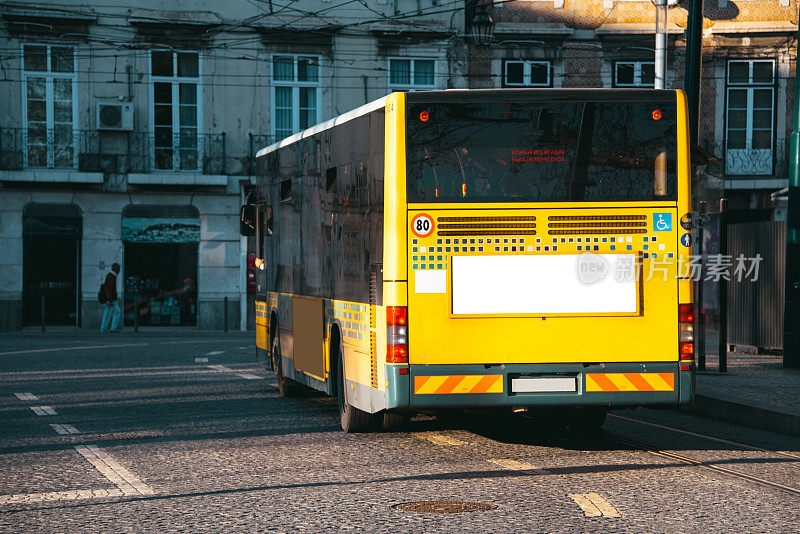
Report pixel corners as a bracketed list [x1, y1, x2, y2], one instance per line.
[326, 167, 337, 192]
[280, 179, 292, 203]
[257, 204, 272, 260]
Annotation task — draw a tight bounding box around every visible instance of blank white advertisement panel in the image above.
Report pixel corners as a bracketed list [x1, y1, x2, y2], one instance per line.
[451, 254, 637, 315]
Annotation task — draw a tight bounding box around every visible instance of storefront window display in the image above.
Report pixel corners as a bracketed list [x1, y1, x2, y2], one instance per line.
[121, 206, 199, 327]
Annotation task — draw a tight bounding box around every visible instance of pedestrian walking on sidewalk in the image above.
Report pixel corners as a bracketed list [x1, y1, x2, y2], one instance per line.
[100, 263, 121, 333]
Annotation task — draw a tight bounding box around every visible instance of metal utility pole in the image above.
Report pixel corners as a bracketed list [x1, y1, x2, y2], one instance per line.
[697, 200, 707, 371]
[684, 0, 704, 146]
[654, 0, 668, 89]
[718, 198, 728, 373]
[784, 28, 800, 368]
[684, 0, 704, 369]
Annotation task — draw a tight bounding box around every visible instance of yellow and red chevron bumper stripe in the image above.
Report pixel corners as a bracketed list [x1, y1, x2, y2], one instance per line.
[414, 375, 504, 395]
[585, 372, 674, 392]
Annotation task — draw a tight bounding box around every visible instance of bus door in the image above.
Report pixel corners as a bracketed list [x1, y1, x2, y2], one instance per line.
[292, 296, 325, 378]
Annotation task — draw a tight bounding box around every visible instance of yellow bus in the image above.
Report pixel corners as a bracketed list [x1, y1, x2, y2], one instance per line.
[241, 89, 695, 432]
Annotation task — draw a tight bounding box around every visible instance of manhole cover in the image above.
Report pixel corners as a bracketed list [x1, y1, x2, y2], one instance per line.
[392, 501, 497, 514]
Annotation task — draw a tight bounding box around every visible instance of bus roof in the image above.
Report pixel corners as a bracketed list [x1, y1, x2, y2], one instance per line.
[255, 88, 680, 158]
[405, 88, 679, 104]
[255, 95, 389, 158]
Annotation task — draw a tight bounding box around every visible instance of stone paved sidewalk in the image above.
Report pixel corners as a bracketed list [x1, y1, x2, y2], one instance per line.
[686, 352, 800, 436]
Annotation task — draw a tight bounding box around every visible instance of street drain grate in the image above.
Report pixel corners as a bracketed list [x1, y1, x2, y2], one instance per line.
[392, 501, 497, 514]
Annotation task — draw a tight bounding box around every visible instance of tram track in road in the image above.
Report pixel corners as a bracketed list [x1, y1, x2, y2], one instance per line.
[494, 412, 800, 497]
[609, 413, 800, 462]
[605, 426, 800, 498]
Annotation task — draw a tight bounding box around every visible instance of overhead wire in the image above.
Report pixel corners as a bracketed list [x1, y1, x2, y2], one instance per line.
[0, 2, 794, 90]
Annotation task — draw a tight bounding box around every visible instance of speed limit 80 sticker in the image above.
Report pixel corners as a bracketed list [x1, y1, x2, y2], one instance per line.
[411, 213, 435, 238]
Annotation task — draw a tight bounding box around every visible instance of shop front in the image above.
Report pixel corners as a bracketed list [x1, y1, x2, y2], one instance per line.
[121, 206, 199, 327]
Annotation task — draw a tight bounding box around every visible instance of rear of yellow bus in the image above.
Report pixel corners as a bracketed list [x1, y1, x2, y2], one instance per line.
[383, 89, 694, 414]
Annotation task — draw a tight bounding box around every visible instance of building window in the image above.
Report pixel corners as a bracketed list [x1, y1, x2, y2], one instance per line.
[725, 59, 775, 176]
[613, 61, 655, 87]
[22, 44, 77, 169]
[388, 58, 436, 92]
[503, 60, 551, 87]
[151, 50, 201, 171]
[272, 55, 320, 141]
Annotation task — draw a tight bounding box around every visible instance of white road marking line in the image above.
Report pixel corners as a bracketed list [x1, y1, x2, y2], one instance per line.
[88, 446, 155, 496]
[487, 458, 543, 472]
[163, 339, 245, 345]
[0, 343, 149, 356]
[237, 346, 252, 349]
[208, 364, 262, 380]
[569, 493, 602, 517]
[0, 487, 125, 505]
[236, 373, 263, 380]
[205, 351, 224, 356]
[412, 432, 466, 446]
[14, 392, 38, 401]
[568, 493, 621, 518]
[30, 406, 57, 416]
[194, 357, 209, 363]
[50, 423, 80, 435]
[74, 445, 154, 496]
[586, 493, 622, 518]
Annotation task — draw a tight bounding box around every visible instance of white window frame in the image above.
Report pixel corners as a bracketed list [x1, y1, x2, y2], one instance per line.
[20, 43, 79, 169]
[149, 50, 203, 172]
[613, 61, 655, 87]
[503, 60, 551, 87]
[725, 59, 775, 176]
[270, 54, 322, 141]
[387, 57, 438, 92]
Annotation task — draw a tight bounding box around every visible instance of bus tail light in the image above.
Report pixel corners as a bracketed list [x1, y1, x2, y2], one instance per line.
[387, 306, 408, 364]
[678, 304, 694, 362]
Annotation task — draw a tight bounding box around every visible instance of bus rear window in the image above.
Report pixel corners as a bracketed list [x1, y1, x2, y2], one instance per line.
[406, 100, 678, 203]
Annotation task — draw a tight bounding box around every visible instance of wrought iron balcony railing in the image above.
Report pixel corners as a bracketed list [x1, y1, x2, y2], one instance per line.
[248, 134, 276, 174]
[127, 132, 226, 175]
[0, 129, 232, 176]
[0, 128, 101, 172]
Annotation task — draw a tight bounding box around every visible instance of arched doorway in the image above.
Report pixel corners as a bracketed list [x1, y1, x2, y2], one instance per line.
[22, 204, 82, 326]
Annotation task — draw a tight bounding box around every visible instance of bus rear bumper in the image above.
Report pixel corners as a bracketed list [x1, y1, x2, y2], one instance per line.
[394, 362, 693, 410]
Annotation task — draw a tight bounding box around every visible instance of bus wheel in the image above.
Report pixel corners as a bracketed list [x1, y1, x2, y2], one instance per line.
[271, 336, 298, 397]
[565, 408, 608, 435]
[336, 355, 372, 433]
[381, 411, 410, 432]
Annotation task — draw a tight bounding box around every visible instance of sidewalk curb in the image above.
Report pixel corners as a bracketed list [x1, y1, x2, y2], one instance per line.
[679, 394, 800, 437]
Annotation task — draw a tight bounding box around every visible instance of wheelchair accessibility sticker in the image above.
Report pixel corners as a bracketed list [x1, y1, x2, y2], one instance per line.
[653, 213, 672, 232]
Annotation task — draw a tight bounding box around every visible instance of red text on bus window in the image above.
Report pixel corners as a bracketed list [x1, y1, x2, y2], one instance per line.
[510, 148, 567, 164]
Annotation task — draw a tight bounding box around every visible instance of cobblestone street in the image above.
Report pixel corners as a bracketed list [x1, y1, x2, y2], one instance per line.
[1, 333, 799, 533]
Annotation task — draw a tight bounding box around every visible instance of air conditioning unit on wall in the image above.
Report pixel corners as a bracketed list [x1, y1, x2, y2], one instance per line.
[97, 102, 134, 131]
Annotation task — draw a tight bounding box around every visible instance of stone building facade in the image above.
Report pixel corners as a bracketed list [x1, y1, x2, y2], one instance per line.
[0, 0, 796, 330]
[0, 0, 467, 330]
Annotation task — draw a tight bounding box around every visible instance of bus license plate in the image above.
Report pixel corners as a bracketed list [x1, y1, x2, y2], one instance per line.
[511, 377, 577, 393]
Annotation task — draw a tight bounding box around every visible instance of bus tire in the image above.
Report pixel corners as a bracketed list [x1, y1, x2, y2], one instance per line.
[336, 353, 372, 433]
[565, 407, 608, 435]
[381, 411, 410, 432]
[271, 335, 299, 397]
